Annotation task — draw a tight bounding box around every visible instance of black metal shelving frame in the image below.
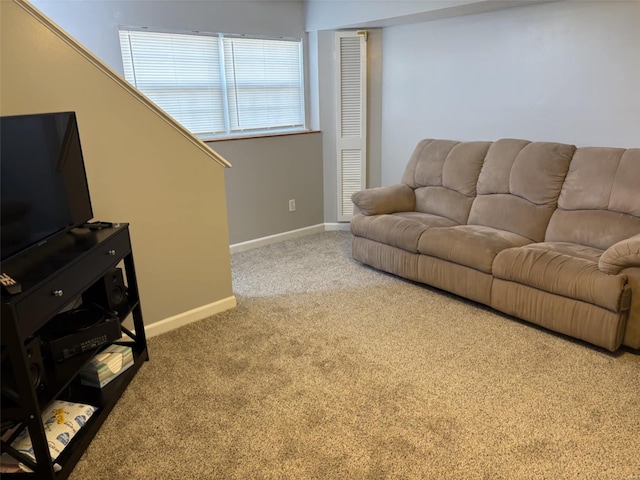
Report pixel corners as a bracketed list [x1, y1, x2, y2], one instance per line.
[1, 224, 148, 479]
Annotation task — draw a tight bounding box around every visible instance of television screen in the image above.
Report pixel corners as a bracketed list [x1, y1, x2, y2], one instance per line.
[1, 112, 94, 262]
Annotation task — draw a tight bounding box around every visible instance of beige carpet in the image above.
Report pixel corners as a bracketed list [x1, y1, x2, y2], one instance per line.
[70, 231, 640, 479]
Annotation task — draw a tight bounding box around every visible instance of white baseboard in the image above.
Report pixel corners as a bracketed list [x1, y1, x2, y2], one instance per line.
[149, 224, 352, 337]
[230, 223, 352, 254]
[144, 296, 237, 338]
[324, 222, 351, 231]
[230, 224, 327, 254]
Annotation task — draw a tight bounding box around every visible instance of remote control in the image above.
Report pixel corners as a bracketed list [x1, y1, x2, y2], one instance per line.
[82, 221, 114, 230]
[0, 273, 22, 295]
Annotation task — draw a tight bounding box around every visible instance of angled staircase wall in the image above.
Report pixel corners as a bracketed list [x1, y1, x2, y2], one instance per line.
[1, 0, 236, 332]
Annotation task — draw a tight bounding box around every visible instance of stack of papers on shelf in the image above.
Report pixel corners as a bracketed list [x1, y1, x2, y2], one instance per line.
[79, 345, 134, 388]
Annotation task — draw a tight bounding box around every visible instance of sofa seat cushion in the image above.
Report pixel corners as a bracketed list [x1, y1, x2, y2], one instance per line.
[351, 213, 457, 253]
[390, 211, 459, 227]
[417, 225, 532, 273]
[493, 242, 627, 312]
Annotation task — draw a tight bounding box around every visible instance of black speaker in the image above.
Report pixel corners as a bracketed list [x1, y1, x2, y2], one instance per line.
[25, 337, 46, 390]
[1, 337, 46, 402]
[83, 267, 128, 315]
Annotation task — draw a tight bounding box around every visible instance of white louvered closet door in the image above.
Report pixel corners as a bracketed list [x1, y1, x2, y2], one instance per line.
[336, 31, 367, 222]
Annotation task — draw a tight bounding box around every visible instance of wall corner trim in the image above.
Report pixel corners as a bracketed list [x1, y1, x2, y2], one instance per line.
[144, 296, 237, 338]
[13, 0, 231, 169]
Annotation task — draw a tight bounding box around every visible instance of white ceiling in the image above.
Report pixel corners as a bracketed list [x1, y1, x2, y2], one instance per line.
[304, 0, 556, 31]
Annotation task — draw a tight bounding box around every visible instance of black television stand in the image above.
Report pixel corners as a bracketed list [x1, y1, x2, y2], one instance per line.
[0, 223, 148, 479]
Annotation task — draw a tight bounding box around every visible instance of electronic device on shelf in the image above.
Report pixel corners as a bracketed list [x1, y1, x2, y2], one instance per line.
[82, 221, 114, 230]
[1, 337, 47, 403]
[0, 111, 94, 263]
[83, 268, 129, 317]
[39, 307, 122, 362]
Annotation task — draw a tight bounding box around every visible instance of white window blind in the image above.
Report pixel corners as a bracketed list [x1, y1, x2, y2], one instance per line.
[119, 29, 305, 138]
[223, 37, 304, 133]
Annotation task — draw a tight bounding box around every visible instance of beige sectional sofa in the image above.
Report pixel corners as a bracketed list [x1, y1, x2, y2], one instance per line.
[351, 139, 640, 352]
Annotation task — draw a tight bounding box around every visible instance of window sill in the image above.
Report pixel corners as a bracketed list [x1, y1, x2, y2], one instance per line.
[203, 129, 320, 143]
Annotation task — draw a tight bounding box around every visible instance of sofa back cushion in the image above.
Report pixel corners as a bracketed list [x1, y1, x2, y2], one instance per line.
[545, 147, 640, 250]
[401, 139, 491, 224]
[468, 139, 575, 241]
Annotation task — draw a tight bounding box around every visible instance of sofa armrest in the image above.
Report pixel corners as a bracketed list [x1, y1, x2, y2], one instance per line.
[599, 233, 640, 275]
[351, 184, 415, 216]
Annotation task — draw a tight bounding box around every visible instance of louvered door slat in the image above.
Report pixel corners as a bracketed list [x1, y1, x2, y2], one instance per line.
[336, 31, 367, 222]
[341, 150, 363, 217]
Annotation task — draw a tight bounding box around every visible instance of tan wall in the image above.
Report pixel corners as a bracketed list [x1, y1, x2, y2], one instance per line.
[0, 1, 234, 329]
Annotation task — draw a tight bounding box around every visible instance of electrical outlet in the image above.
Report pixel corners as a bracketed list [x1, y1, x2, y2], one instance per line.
[289, 199, 296, 212]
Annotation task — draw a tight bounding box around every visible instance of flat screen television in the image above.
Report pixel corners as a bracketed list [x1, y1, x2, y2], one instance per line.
[1, 112, 94, 262]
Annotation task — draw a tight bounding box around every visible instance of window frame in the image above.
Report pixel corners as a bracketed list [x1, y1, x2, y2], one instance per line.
[118, 26, 308, 141]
